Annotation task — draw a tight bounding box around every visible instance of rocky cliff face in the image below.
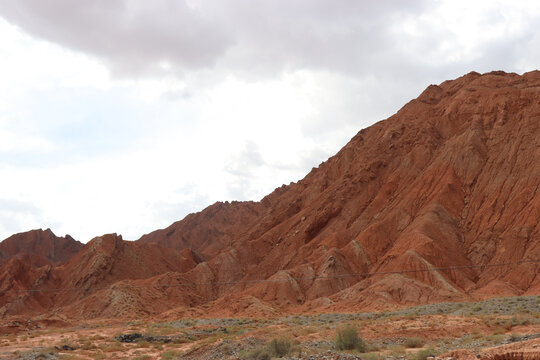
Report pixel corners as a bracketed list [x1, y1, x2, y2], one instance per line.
[0, 71, 538, 320]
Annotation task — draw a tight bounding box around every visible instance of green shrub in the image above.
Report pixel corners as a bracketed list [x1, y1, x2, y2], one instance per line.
[161, 350, 182, 359]
[405, 337, 425, 348]
[335, 326, 365, 352]
[473, 305, 483, 312]
[414, 347, 437, 360]
[241, 347, 271, 360]
[269, 337, 291, 357]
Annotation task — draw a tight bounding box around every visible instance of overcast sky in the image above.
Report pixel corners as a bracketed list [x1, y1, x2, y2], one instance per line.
[0, 0, 539, 242]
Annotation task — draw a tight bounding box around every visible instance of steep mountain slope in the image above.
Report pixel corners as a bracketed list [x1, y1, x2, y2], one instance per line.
[140, 70, 540, 314]
[0, 70, 538, 321]
[0, 229, 82, 267]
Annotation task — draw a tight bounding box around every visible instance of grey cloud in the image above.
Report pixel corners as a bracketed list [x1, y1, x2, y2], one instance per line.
[223, 141, 269, 200]
[1, 0, 538, 85]
[224, 141, 265, 178]
[222, 141, 335, 201]
[0, 0, 431, 78]
[0, 0, 232, 75]
[469, 34, 535, 73]
[141, 184, 209, 238]
[225, 177, 252, 201]
[210, 0, 432, 77]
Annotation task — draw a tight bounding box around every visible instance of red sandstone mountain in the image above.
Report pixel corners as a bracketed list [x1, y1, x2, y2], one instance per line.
[0, 229, 82, 267]
[0, 70, 538, 321]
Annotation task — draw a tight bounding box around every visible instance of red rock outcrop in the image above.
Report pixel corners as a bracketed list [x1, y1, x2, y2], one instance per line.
[0, 233, 204, 319]
[0, 70, 539, 320]
[0, 229, 82, 267]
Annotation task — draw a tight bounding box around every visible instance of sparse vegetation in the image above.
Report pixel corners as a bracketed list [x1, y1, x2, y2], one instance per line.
[133, 356, 152, 360]
[89, 354, 106, 360]
[414, 347, 437, 360]
[240, 337, 292, 359]
[404, 337, 425, 348]
[335, 325, 365, 352]
[161, 350, 182, 359]
[99, 342, 125, 352]
[268, 337, 291, 357]
[387, 344, 406, 356]
[241, 346, 272, 360]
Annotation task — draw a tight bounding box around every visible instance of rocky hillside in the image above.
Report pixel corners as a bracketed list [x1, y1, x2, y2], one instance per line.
[0, 233, 203, 318]
[138, 70, 539, 315]
[138, 201, 262, 259]
[0, 70, 538, 320]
